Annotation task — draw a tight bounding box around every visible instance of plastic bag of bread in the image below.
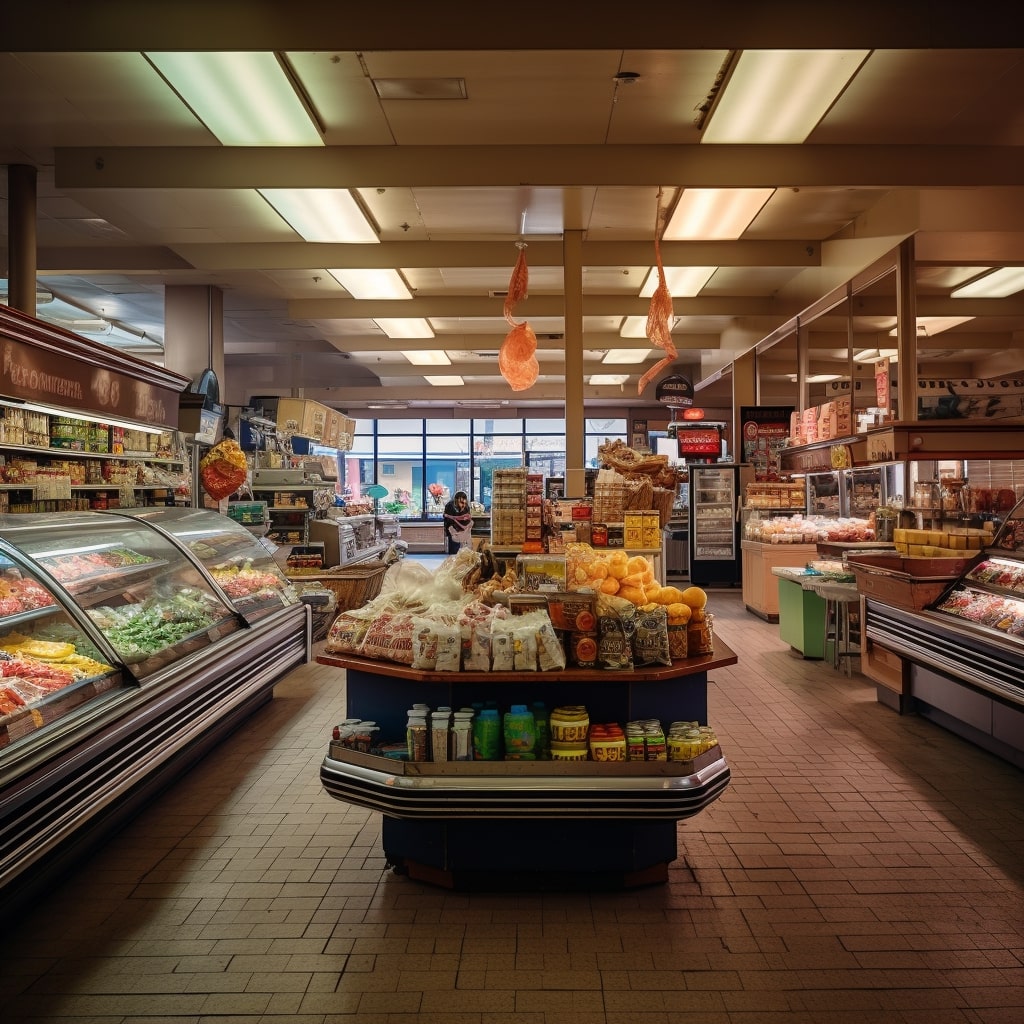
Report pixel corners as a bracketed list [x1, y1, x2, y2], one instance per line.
[199, 438, 248, 500]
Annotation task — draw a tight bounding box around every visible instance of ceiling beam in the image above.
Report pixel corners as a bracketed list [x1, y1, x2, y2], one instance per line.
[8, 2, 1014, 51]
[290, 295, 784, 319]
[165, 239, 819, 272]
[56, 145, 1024, 191]
[322, 333, 722, 353]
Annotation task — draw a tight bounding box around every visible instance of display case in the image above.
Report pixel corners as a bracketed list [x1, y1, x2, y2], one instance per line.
[0, 510, 310, 914]
[111, 507, 300, 624]
[318, 645, 736, 889]
[863, 498, 1024, 769]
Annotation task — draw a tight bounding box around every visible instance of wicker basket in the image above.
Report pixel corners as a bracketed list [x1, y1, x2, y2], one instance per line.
[294, 560, 390, 612]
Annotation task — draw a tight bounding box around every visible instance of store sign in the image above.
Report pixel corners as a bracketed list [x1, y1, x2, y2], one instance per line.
[682, 407, 705, 421]
[917, 377, 1024, 420]
[676, 426, 722, 456]
[1, 334, 181, 428]
[740, 405, 794, 481]
[655, 374, 694, 408]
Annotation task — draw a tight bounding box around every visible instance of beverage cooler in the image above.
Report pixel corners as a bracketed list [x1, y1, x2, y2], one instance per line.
[0, 508, 310, 913]
[689, 464, 755, 586]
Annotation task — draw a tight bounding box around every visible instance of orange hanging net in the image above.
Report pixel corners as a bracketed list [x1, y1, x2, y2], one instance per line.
[637, 190, 678, 395]
[498, 242, 539, 392]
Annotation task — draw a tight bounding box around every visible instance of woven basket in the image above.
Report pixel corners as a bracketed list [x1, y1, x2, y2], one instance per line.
[306, 561, 389, 611]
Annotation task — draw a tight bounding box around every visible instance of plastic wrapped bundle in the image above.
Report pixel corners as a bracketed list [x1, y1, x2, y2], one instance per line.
[638, 191, 679, 395]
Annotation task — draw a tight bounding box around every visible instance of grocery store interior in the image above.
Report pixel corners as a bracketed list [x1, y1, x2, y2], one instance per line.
[2, 6, 1024, 1022]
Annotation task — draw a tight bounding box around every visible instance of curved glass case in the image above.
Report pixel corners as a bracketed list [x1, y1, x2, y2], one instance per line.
[0, 541, 123, 751]
[116, 508, 299, 623]
[0, 512, 240, 684]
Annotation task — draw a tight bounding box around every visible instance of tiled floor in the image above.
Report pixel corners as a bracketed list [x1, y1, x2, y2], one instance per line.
[2, 584, 1023, 1023]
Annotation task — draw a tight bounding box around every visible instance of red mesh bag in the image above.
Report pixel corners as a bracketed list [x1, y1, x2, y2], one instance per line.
[638, 191, 679, 395]
[499, 242, 538, 391]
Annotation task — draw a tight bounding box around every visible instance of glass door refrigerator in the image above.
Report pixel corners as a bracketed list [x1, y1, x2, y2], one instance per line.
[689, 464, 755, 586]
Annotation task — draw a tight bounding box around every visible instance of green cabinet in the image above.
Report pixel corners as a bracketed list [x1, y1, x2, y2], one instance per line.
[776, 572, 827, 659]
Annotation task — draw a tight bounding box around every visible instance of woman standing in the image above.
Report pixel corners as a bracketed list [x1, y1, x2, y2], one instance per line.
[443, 490, 473, 553]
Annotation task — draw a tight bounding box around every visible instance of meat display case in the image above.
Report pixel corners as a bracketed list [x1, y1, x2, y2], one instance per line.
[863, 498, 1024, 769]
[0, 509, 309, 911]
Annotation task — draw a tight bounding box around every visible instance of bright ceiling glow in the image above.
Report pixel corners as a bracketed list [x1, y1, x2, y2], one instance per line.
[602, 348, 652, 364]
[375, 318, 434, 338]
[664, 189, 774, 240]
[855, 348, 899, 364]
[620, 316, 655, 338]
[887, 316, 974, 337]
[328, 268, 412, 300]
[145, 52, 323, 146]
[403, 351, 451, 366]
[259, 189, 378, 242]
[423, 375, 464, 386]
[786, 373, 843, 384]
[702, 50, 869, 144]
[951, 266, 1024, 299]
[640, 266, 717, 297]
[589, 374, 630, 385]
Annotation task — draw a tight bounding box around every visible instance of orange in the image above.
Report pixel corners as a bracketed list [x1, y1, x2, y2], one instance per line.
[681, 586, 708, 610]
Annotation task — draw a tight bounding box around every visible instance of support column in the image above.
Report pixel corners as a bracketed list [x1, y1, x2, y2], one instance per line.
[731, 349, 757, 459]
[6, 165, 38, 316]
[895, 237, 918, 423]
[164, 285, 226, 391]
[562, 230, 585, 494]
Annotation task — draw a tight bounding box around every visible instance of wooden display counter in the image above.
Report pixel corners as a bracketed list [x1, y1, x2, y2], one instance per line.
[741, 540, 818, 621]
[317, 643, 737, 890]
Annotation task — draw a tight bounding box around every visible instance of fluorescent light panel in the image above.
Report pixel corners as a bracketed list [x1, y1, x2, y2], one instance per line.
[664, 189, 774, 240]
[374, 317, 434, 338]
[702, 50, 869, 144]
[951, 267, 1024, 299]
[402, 351, 451, 366]
[259, 189, 378, 242]
[887, 316, 974, 337]
[602, 348, 652, 365]
[640, 266, 717, 297]
[855, 348, 899, 364]
[327, 268, 412, 300]
[423, 375, 464, 386]
[619, 316, 652, 339]
[589, 374, 630, 385]
[145, 52, 323, 146]
[786, 373, 842, 384]
[0, 399, 166, 435]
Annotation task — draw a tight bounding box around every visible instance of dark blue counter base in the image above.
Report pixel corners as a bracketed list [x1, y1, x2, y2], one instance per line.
[382, 816, 678, 890]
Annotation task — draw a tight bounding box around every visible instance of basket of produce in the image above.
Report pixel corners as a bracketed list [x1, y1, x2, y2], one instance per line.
[316, 560, 390, 611]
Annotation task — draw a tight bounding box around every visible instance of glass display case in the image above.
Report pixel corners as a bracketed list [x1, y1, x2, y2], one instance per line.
[0, 547, 124, 749]
[114, 507, 299, 623]
[0, 512, 241, 684]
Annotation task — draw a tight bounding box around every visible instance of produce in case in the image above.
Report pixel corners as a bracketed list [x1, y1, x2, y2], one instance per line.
[86, 589, 227, 662]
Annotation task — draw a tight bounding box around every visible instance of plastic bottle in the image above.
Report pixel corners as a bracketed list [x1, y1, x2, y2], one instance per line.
[431, 708, 452, 761]
[451, 710, 474, 761]
[472, 708, 501, 760]
[406, 709, 428, 762]
[532, 701, 550, 760]
[503, 704, 537, 760]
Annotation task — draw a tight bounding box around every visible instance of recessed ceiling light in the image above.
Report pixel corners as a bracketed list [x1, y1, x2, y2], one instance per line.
[372, 78, 467, 100]
[951, 267, 1024, 299]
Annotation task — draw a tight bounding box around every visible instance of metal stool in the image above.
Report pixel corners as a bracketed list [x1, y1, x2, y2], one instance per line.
[808, 580, 860, 674]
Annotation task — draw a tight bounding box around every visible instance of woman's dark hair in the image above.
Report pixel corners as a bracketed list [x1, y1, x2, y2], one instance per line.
[453, 490, 468, 502]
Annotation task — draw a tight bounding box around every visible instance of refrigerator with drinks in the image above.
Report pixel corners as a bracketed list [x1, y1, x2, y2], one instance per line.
[689, 464, 755, 586]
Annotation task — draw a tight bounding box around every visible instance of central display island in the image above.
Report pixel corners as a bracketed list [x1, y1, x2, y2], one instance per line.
[317, 643, 737, 890]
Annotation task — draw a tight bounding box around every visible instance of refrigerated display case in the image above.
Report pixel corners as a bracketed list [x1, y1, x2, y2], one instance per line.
[0, 509, 309, 912]
[863, 498, 1024, 769]
[109, 507, 301, 624]
[689, 464, 753, 586]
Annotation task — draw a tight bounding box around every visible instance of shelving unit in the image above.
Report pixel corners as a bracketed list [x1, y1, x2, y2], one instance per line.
[250, 485, 318, 545]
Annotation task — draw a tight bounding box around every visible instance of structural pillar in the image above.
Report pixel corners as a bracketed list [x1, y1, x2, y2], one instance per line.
[731, 348, 757, 459]
[163, 285, 226, 393]
[6, 165, 38, 316]
[562, 230, 585, 494]
[895, 237, 918, 423]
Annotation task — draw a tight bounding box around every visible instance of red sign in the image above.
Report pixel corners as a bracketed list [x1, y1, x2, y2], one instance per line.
[676, 426, 722, 456]
[681, 407, 705, 421]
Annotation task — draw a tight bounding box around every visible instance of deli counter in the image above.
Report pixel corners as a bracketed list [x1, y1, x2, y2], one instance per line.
[863, 500, 1024, 770]
[0, 508, 310, 912]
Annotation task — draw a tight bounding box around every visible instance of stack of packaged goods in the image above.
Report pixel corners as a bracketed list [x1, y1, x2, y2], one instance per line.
[491, 468, 527, 545]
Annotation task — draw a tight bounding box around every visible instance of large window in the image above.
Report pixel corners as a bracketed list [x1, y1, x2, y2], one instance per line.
[338, 417, 626, 516]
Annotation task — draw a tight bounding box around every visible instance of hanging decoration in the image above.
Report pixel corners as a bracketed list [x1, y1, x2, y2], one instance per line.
[498, 241, 539, 392]
[637, 188, 678, 396]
